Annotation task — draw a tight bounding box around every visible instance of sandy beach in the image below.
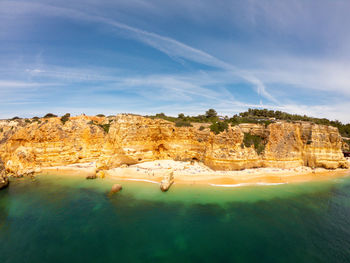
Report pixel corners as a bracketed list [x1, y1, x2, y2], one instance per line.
[39, 159, 350, 188]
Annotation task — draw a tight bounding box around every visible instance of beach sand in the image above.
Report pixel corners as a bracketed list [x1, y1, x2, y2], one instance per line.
[39, 160, 350, 188]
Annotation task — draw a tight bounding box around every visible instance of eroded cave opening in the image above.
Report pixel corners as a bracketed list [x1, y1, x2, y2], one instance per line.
[155, 144, 167, 154]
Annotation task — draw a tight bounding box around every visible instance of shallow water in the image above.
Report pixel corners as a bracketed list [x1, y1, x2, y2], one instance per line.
[1, 174, 350, 262]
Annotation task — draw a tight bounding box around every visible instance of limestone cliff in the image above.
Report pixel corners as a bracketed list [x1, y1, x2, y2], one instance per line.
[0, 114, 348, 176]
[0, 158, 9, 189]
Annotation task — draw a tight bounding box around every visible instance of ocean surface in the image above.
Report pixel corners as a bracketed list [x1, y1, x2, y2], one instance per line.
[1, 174, 350, 263]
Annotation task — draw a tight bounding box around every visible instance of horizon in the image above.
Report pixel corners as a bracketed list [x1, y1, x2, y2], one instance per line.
[1, 1, 350, 122]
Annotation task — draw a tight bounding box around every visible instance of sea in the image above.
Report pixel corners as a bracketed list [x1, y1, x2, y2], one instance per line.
[1, 173, 350, 263]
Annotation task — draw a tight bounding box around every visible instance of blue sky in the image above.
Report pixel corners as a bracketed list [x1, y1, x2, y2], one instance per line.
[1, 0, 350, 122]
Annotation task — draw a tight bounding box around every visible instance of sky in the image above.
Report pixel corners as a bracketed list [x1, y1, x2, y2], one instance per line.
[1, 0, 350, 122]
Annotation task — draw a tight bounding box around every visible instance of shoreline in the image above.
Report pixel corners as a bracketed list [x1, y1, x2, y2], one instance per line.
[37, 160, 350, 188]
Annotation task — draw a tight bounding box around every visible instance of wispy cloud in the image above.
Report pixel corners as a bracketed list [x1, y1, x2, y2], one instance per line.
[0, 0, 276, 103]
[1, 0, 350, 122]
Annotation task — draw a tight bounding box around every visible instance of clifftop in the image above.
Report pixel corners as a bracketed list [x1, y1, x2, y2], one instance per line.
[0, 114, 348, 176]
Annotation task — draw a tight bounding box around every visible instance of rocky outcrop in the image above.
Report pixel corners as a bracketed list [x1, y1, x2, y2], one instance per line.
[160, 170, 174, 192]
[0, 115, 348, 176]
[0, 158, 9, 190]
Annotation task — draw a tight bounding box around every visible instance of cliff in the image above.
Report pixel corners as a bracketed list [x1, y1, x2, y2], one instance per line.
[0, 114, 348, 177]
[0, 158, 9, 189]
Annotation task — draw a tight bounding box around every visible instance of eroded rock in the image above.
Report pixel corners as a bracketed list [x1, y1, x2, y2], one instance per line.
[111, 184, 122, 193]
[0, 159, 9, 190]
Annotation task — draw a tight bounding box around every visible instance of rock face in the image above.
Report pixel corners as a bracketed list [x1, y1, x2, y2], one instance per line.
[0, 115, 348, 176]
[0, 158, 9, 190]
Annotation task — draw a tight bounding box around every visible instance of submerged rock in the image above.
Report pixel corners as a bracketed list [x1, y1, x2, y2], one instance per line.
[86, 174, 97, 180]
[111, 184, 122, 193]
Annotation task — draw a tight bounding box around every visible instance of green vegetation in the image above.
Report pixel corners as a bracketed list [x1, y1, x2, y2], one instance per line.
[43, 113, 57, 118]
[146, 110, 219, 124]
[88, 120, 110, 133]
[0, 128, 3, 133]
[205, 109, 217, 118]
[178, 113, 185, 119]
[210, 122, 228, 135]
[11, 116, 20, 120]
[236, 108, 350, 137]
[98, 123, 110, 133]
[145, 107, 350, 138]
[60, 113, 70, 125]
[243, 133, 266, 155]
[175, 120, 193, 127]
[5, 108, 349, 139]
[146, 113, 179, 122]
[25, 119, 31, 124]
[344, 139, 350, 150]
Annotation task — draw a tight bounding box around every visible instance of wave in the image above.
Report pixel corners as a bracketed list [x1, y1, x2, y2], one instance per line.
[210, 182, 286, 188]
[123, 178, 160, 184]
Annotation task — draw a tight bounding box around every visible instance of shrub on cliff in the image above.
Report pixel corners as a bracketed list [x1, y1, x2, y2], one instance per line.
[44, 113, 57, 118]
[175, 121, 193, 127]
[60, 113, 70, 125]
[96, 114, 105, 117]
[87, 120, 110, 133]
[243, 133, 266, 155]
[210, 122, 228, 134]
[98, 123, 110, 133]
[343, 139, 350, 150]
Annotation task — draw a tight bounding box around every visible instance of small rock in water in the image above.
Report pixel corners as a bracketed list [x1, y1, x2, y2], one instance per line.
[86, 174, 97, 180]
[111, 184, 123, 193]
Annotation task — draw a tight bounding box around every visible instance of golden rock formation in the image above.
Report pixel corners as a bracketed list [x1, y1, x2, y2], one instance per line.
[0, 114, 348, 177]
[0, 158, 9, 189]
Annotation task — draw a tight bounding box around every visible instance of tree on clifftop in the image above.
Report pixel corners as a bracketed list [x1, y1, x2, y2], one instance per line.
[205, 109, 217, 118]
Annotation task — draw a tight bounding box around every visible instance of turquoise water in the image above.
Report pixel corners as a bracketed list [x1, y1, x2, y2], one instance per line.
[1, 174, 350, 262]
